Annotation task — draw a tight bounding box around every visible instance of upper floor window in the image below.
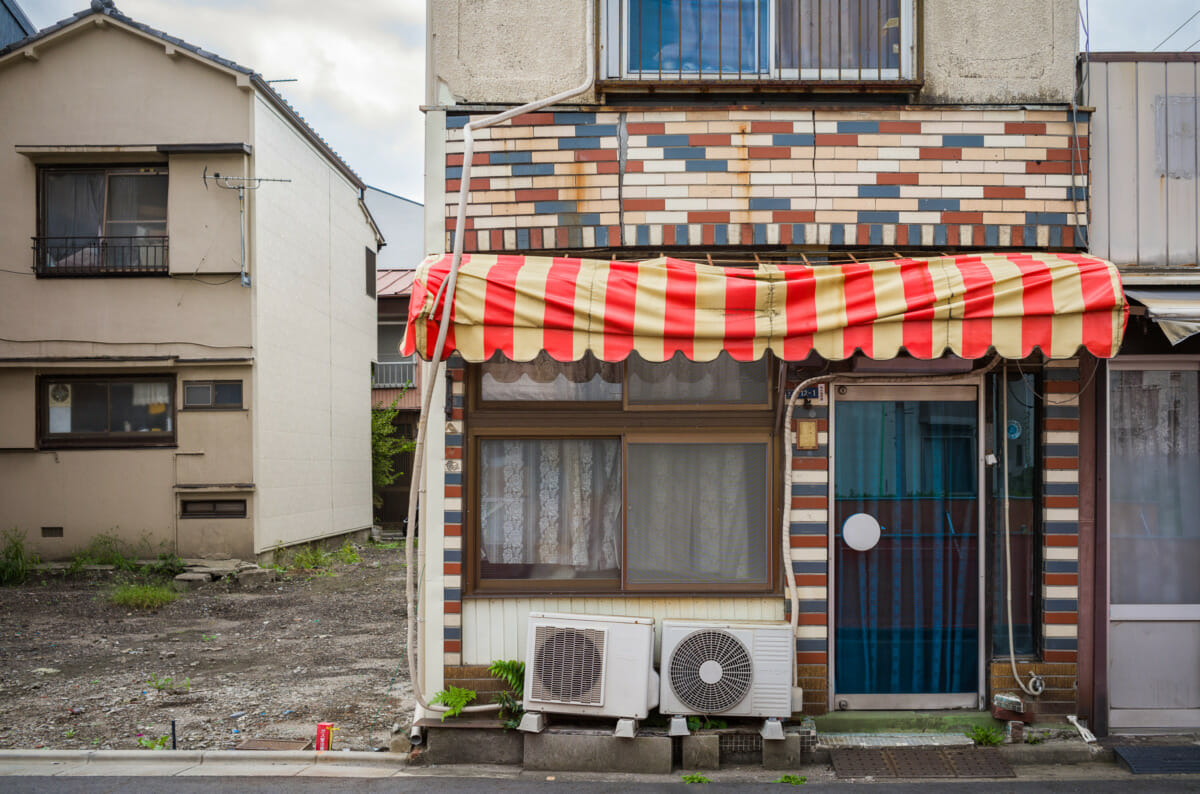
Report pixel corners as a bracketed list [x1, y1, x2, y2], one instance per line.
[35, 166, 168, 277]
[375, 324, 416, 388]
[603, 0, 915, 83]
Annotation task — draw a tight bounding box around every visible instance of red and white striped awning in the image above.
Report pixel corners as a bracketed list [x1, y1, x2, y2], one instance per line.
[402, 252, 1126, 362]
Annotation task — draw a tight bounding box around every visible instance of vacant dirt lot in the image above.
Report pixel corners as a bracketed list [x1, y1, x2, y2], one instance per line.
[0, 544, 414, 752]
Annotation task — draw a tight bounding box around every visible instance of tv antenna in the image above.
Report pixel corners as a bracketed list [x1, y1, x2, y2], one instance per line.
[202, 167, 292, 287]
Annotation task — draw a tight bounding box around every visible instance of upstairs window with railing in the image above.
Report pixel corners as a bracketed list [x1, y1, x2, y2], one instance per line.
[35, 166, 168, 276]
[375, 324, 416, 388]
[602, 0, 915, 83]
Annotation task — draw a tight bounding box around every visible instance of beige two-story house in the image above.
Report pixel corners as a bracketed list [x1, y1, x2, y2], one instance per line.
[0, 5, 381, 560]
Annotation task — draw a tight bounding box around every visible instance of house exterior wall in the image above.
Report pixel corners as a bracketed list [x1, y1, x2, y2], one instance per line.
[250, 94, 376, 553]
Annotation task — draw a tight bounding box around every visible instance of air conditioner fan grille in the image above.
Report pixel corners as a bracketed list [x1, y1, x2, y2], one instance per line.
[668, 629, 753, 713]
[531, 626, 605, 705]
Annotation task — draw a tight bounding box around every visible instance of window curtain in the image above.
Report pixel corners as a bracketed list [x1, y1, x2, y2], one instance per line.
[132, 383, 171, 406]
[778, 0, 901, 71]
[480, 439, 621, 572]
[835, 401, 979, 695]
[627, 352, 768, 404]
[628, 0, 769, 74]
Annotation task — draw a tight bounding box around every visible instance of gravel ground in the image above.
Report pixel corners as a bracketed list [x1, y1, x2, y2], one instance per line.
[0, 544, 414, 752]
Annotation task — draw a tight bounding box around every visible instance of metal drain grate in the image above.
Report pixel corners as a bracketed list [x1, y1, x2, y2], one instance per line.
[1115, 746, 1200, 774]
[831, 747, 1016, 779]
[718, 733, 763, 765]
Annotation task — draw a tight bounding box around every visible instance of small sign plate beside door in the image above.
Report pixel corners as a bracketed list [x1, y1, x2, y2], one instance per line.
[795, 419, 820, 450]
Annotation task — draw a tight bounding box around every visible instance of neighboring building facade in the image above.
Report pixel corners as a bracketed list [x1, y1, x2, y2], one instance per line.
[373, 268, 420, 531]
[412, 0, 1116, 728]
[365, 186, 425, 270]
[1086, 53, 1200, 734]
[0, 6, 380, 560]
[0, 0, 33, 48]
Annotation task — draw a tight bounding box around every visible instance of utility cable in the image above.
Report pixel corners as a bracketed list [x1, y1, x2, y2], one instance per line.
[1152, 8, 1200, 51]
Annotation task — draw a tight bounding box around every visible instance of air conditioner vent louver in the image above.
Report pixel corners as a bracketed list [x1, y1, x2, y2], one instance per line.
[531, 625, 606, 705]
[668, 629, 754, 713]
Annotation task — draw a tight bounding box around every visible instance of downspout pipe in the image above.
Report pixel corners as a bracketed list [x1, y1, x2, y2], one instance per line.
[405, 1, 597, 735]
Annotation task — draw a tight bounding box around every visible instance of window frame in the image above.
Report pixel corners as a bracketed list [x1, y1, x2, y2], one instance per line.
[601, 0, 917, 84]
[465, 355, 782, 597]
[182, 380, 244, 410]
[35, 164, 169, 277]
[181, 499, 248, 519]
[38, 374, 177, 449]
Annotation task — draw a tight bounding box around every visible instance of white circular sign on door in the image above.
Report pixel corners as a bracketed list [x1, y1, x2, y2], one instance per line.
[842, 513, 882, 551]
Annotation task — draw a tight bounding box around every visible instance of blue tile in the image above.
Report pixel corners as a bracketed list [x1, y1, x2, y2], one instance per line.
[516, 228, 530, 249]
[1044, 599, 1078, 612]
[870, 224, 883, 245]
[647, 134, 690, 147]
[663, 146, 705, 160]
[934, 224, 948, 246]
[773, 133, 815, 146]
[830, 224, 844, 245]
[796, 638, 827, 652]
[985, 225, 999, 247]
[445, 434, 462, 446]
[512, 163, 556, 176]
[445, 166, 462, 179]
[792, 482, 827, 496]
[858, 211, 899, 223]
[749, 198, 790, 210]
[488, 151, 532, 164]
[444, 588, 461, 601]
[1076, 225, 1089, 246]
[859, 184, 901, 198]
[797, 600, 826, 613]
[754, 224, 767, 244]
[791, 522, 828, 535]
[918, 198, 960, 212]
[792, 561, 827, 574]
[1027, 212, 1068, 225]
[447, 231, 456, 250]
[444, 472, 462, 486]
[675, 224, 690, 243]
[714, 224, 728, 245]
[792, 223, 806, 243]
[446, 115, 469, 129]
[838, 121, 878, 133]
[444, 549, 462, 563]
[444, 511, 462, 524]
[558, 137, 603, 150]
[1023, 226, 1037, 246]
[685, 159, 727, 172]
[1045, 560, 1078, 573]
[942, 134, 985, 147]
[1045, 522, 1078, 535]
[1045, 444, 1078, 457]
[595, 226, 609, 246]
[1044, 482, 1079, 496]
[1070, 186, 1088, 200]
[908, 224, 922, 244]
[1043, 638, 1078, 651]
[637, 225, 650, 246]
[444, 627, 461, 640]
[451, 395, 464, 408]
[566, 213, 601, 226]
[575, 124, 617, 137]
[534, 200, 577, 214]
[554, 111, 595, 124]
[1046, 404, 1079, 418]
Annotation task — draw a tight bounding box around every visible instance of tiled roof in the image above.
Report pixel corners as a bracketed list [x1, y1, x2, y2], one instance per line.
[0, 2, 363, 189]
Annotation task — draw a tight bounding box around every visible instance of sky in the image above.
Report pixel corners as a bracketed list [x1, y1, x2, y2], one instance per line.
[19, 1, 1200, 206]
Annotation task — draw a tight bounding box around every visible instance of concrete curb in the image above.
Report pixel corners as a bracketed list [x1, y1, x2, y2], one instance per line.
[0, 749, 410, 766]
[999, 742, 1111, 765]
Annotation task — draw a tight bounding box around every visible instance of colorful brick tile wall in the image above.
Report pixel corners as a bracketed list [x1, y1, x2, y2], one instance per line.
[787, 373, 829, 715]
[443, 359, 465, 667]
[444, 108, 1089, 254]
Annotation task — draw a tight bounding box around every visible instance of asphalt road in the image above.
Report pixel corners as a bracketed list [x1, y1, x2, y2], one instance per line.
[6, 777, 1200, 793]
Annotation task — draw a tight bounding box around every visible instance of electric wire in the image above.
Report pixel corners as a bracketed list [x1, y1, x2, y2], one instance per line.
[1152, 8, 1200, 51]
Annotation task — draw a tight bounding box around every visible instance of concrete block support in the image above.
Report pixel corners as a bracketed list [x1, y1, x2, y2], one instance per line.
[681, 735, 720, 770]
[762, 735, 806, 770]
[523, 732, 672, 774]
[422, 728, 523, 766]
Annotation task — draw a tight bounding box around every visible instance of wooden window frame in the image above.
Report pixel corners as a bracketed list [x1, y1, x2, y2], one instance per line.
[38, 374, 177, 449]
[465, 356, 782, 597]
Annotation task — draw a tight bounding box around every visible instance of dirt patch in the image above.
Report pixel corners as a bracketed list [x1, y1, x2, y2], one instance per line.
[0, 544, 414, 752]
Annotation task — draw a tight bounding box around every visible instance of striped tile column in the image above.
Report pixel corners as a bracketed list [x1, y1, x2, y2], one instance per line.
[443, 360, 465, 666]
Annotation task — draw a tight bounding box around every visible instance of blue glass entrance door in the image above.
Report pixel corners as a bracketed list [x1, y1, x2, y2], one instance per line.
[834, 390, 979, 699]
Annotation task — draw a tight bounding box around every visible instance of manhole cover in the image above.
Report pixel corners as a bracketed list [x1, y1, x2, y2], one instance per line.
[832, 747, 1016, 779]
[884, 747, 955, 777]
[235, 738, 314, 751]
[1115, 746, 1200, 774]
[944, 748, 1016, 778]
[831, 748, 894, 778]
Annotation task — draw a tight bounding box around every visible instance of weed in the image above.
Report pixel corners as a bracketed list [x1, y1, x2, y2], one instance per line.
[90, 739, 101, 747]
[111, 583, 177, 610]
[0, 528, 39, 586]
[334, 540, 360, 565]
[272, 540, 287, 568]
[966, 724, 1005, 747]
[773, 774, 807, 785]
[686, 716, 728, 732]
[681, 773, 711, 784]
[291, 544, 331, 570]
[64, 728, 76, 739]
[143, 553, 184, 578]
[430, 685, 476, 720]
[1024, 732, 1044, 745]
[370, 540, 399, 550]
[201, 634, 216, 642]
[489, 658, 526, 729]
[136, 734, 169, 750]
[146, 674, 188, 693]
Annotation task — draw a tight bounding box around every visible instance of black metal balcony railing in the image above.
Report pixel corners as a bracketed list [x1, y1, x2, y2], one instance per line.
[374, 360, 416, 388]
[33, 236, 169, 277]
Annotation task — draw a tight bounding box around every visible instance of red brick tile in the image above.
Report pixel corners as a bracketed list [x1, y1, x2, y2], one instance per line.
[445, 523, 461, 537]
[1043, 650, 1077, 663]
[689, 211, 731, 223]
[1005, 122, 1046, 134]
[946, 225, 960, 246]
[1027, 160, 1073, 174]
[1045, 495, 1078, 509]
[973, 225, 986, 246]
[445, 485, 462, 498]
[625, 160, 644, 172]
[1045, 612, 1078, 624]
[920, 147, 962, 160]
[626, 198, 666, 211]
[790, 535, 827, 548]
[774, 210, 815, 222]
[628, 122, 665, 134]
[985, 186, 1025, 199]
[446, 447, 462, 459]
[690, 134, 730, 146]
[576, 149, 617, 161]
[596, 161, 620, 174]
[444, 562, 462, 575]
[444, 601, 462, 614]
[795, 574, 827, 586]
[531, 228, 543, 249]
[857, 224, 870, 245]
[748, 146, 791, 159]
[556, 227, 569, 248]
[796, 652, 827, 665]
[794, 458, 828, 470]
[880, 121, 923, 133]
[1044, 380, 1078, 393]
[702, 224, 715, 245]
[878, 172, 920, 185]
[1045, 573, 1078, 586]
[943, 212, 982, 225]
[816, 133, 858, 145]
[797, 613, 827, 625]
[1045, 535, 1079, 547]
[445, 640, 462, 653]
[516, 188, 559, 201]
[1044, 457, 1078, 470]
[510, 112, 555, 126]
[751, 121, 794, 133]
[896, 224, 909, 245]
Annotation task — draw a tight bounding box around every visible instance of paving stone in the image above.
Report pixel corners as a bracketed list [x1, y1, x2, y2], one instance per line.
[173, 573, 212, 590]
[236, 568, 277, 589]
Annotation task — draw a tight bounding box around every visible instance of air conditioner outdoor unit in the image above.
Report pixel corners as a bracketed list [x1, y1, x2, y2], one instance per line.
[660, 620, 794, 728]
[521, 612, 658, 736]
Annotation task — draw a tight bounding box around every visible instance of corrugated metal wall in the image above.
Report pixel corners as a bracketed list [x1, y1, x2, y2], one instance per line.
[1088, 57, 1200, 268]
